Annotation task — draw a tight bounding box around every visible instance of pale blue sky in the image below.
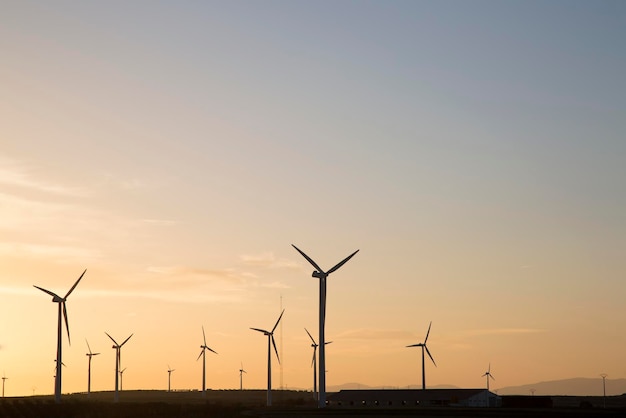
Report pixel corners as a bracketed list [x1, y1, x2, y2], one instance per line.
[1, 1, 625, 396]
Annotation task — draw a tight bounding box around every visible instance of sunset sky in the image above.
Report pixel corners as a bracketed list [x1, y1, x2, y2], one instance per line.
[1, 1, 625, 398]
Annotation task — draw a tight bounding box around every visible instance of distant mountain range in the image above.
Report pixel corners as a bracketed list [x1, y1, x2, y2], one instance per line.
[497, 378, 626, 397]
[324, 378, 626, 397]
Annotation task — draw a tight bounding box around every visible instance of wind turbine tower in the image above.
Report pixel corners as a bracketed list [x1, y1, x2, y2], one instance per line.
[292, 245, 358, 408]
[482, 363, 495, 391]
[105, 332, 133, 402]
[250, 309, 284, 406]
[406, 321, 436, 390]
[85, 339, 100, 398]
[119, 368, 126, 391]
[239, 362, 246, 391]
[167, 365, 175, 392]
[1, 373, 7, 398]
[34, 269, 86, 403]
[305, 328, 332, 401]
[197, 326, 218, 397]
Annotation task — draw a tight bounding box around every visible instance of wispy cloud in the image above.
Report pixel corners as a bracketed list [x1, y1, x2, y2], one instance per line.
[141, 218, 179, 226]
[146, 265, 249, 284]
[0, 242, 101, 262]
[335, 328, 419, 341]
[465, 328, 547, 336]
[0, 159, 85, 196]
[239, 252, 302, 269]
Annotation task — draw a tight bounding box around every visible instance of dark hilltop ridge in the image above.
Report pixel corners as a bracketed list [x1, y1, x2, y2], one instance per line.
[1, 389, 625, 418]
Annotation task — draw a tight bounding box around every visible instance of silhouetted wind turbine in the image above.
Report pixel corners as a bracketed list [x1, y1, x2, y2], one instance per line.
[119, 368, 126, 391]
[239, 362, 246, 391]
[250, 309, 284, 406]
[292, 245, 358, 408]
[167, 365, 175, 392]
[85, 339, 100, 398]
[197, 326, 217, 397]
[105, 332, 133, 402]
[34, 269, 86, 403]
[305, 327, 332, 401]
[406, 321, 436, 390]
[2, 373, 7, 398]
[482, 363, 495, 391]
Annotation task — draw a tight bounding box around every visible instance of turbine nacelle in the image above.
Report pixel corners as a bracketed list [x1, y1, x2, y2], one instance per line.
[312, 271, 327, 279]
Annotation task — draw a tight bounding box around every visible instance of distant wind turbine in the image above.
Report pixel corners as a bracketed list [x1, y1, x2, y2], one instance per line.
[250, 309, 284, 406]
[482, 363, 495, 391]
[167, 365, 175, 392]
[292, 245, 358, 408]
[105, 332, 133, 402]
[85, 339, 100, 398]
[239, 362, 246, 391]
[304, 327, 332, 401]
[34, 269, 86, 403]
[2, 373, 7, 398]
[119, 368, 126, 391]
[406, 321, 436, 390]
[197, 326, 217, 397]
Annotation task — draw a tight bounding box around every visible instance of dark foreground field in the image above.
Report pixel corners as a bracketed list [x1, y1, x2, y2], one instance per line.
[0, 390, 624, 418]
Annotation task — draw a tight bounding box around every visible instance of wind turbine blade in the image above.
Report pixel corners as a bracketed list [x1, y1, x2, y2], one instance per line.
[105, 332, 119, 346]
[271, 335, 280, 364]
[33, 286, 60, 299]
[196, 350, 204, 361]
[406, 344, 420, 348]
[326, 249, 360, 274]
[272, 309, 285, 333]
[207, 346, 218, 355]
[250, 327, 268, 334]
[325, 341, 333, 345]
[202, 326, 207, 346]
[424, 321, 432, 343]
[482, 372, 488, 377]
[488, 363, 491, 373]
[93, 353, 100, 356]
[311, 350, 316, 367]
[120, 334, 133, 346]
[291, 244, 323, 272]
[490, 374, 496, 381]
[425, 346, 436, 367]
[62, 302, 71, 345]
[64, 269, 86, 298]
[304, 328, 316, 344]
[86, 339, 92, 354]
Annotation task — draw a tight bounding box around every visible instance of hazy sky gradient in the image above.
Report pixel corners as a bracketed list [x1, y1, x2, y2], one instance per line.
[1, 1, 625, 397]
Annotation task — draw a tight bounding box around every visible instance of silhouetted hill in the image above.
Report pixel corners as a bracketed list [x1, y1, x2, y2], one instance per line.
[326, 382, 459, 391]
[498, 377, 626, 396]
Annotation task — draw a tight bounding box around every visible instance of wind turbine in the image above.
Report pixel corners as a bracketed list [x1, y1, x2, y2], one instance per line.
[482, 363, 495, 391]
[239, 362, 246, 391]
[292, 245, 358, 408]
[197, 326, 217, 397]
[119, 368, 126, 391]
[2, 373, 7, 398]
[105, 332, 133, 402]
[167, 365, 175, 392]
[85, 339, 100, 398]
[250, 309, 284, 406]
[34, 269, 86, 403]
[304, 328, 332, 401]
[406, 321, 436, 390]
